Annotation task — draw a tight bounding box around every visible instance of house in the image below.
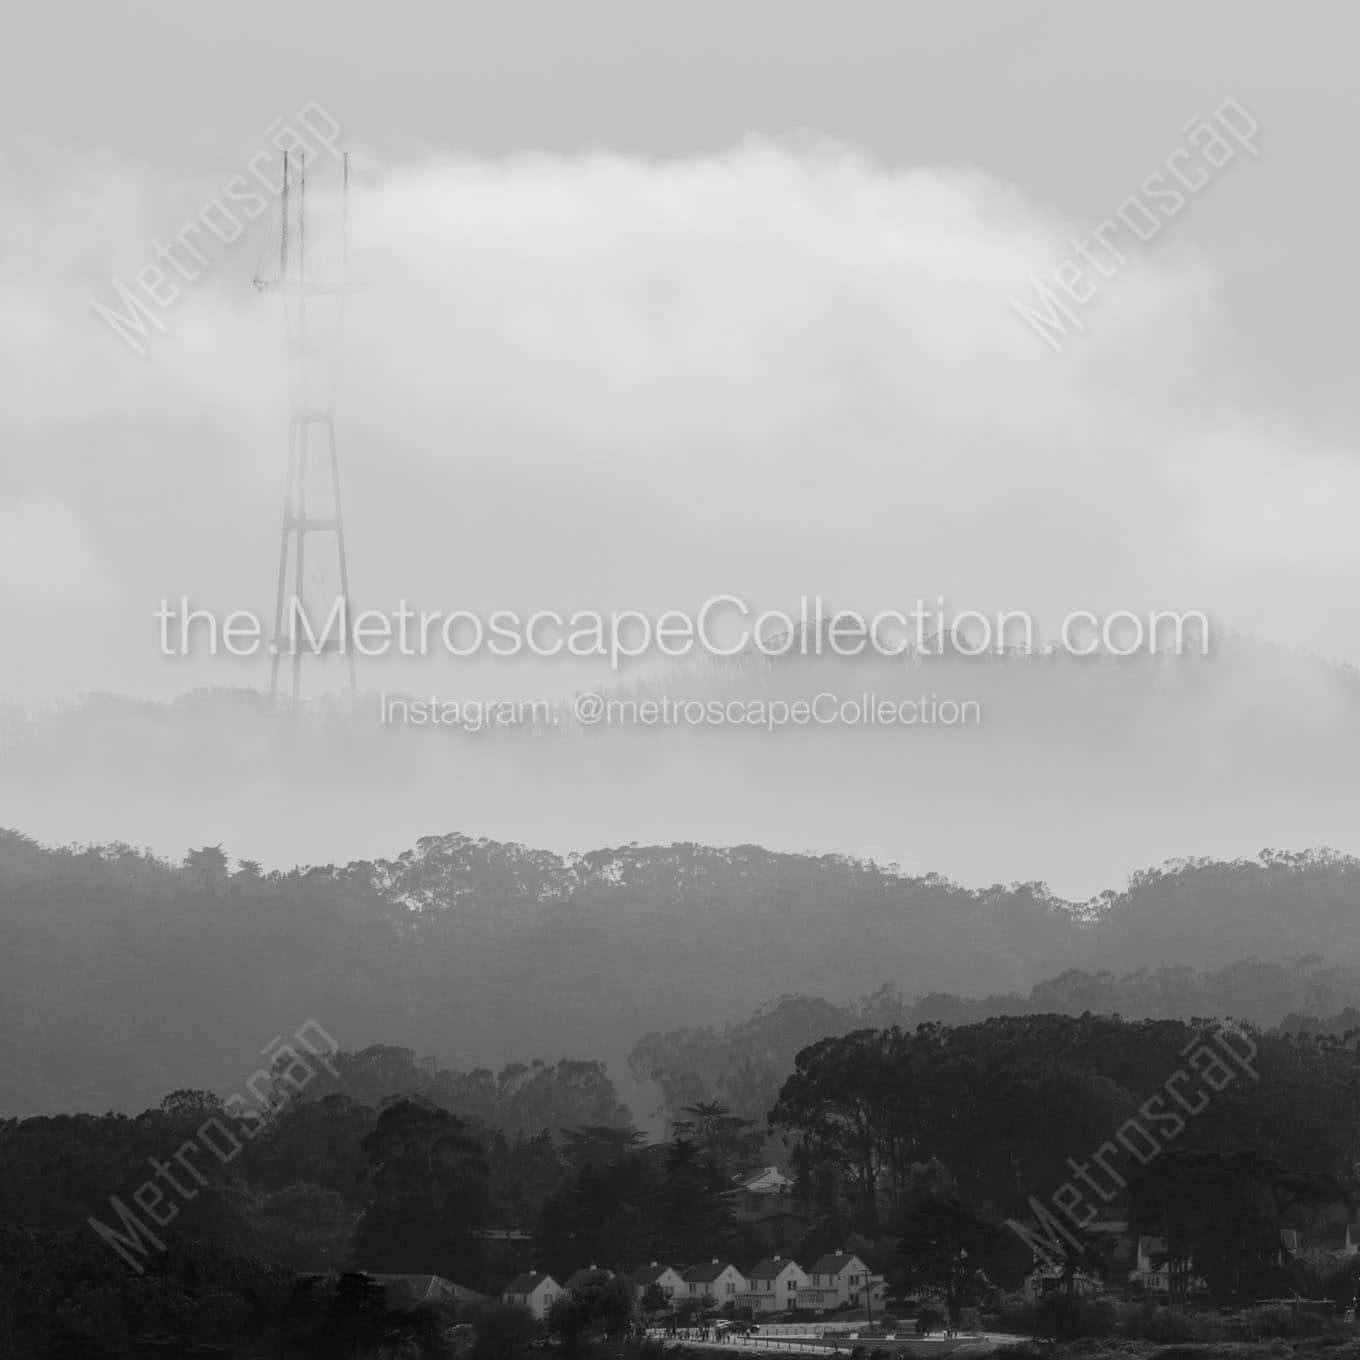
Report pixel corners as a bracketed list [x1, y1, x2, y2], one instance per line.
[736, 1166, 795, 1197]
[367, 1274, 488, 1310]
[683, 1259, 747, 1305]
[1133, 1236, 1172, 1293]
[1343, 1223, 1360, 1257]
[1013, 1219, 1138, 1296]
[804, 1253, 871, 1309]
[632, 1262, 686, 1306]
[736, 1257, 809, 1314]
[502, 1272, 562, 1320]
[1022, 1263, 1102, 1300]
[732, 1167, 814, 1249]
[564, 1265, 613, 1292]
[733, 1167, 799, 1221]
[1129, 1237, 1204, 1298]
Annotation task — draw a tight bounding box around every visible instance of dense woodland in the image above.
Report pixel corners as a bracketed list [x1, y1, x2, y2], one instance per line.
[6, 828, 1360, 1117]
[8, 1011, 1360, 1353]
[630, 960, 1360, 1132]
[10, 829, 1360, 1353]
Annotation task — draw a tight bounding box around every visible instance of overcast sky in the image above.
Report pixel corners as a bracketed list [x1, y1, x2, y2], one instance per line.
[3, 0, 1359, 703]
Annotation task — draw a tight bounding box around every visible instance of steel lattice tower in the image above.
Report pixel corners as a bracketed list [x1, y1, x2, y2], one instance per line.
[256, 148, 356, 701]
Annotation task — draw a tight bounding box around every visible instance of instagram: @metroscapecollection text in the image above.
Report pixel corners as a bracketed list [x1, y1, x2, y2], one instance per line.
[379, 691, 983, 732]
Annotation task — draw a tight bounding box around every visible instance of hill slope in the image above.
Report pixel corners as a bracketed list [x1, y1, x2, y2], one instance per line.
[4, 827, 1360, 1118]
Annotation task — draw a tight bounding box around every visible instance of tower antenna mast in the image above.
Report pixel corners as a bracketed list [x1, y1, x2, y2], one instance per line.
[256, 147, 356, 702]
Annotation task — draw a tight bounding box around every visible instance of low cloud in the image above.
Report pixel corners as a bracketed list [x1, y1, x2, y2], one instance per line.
[2, 139, 1357, 701]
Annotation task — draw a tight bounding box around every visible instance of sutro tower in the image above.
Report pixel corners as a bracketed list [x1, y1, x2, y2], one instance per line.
[255, 148, 356, 702]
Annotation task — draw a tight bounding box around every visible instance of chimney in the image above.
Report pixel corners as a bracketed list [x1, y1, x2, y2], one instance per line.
[773, 1255, 781, 1261]
[712, 1258, 720, 1264]
[650, 1260, 658, 1268]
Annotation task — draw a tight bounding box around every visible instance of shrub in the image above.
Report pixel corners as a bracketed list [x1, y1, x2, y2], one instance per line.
[1036, 1294, 1117, 1341]
[472, 1303, 539, 1360]
[915, 1305, 946, 1336]
[1118, 1302, 1223, 1343]
[1225, 1306, 1332, 1341]
[987, 1290, 1039, 1335]
[1323, 1268, 1360, 1311]
[992, 1343, 1055, 1360]
[1148, 1348, 1276, 1360]
[1306, 1335, 1360, 1353]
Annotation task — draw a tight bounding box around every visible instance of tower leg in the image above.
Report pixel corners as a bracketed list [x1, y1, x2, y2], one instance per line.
[291, 417, 310, 705]
[270, 424, 298, 698]
[327, 417, 357, 693]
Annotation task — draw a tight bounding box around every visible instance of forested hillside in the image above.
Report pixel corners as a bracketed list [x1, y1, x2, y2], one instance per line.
[7, 1015, 1360, 1339]
[630, 958, 1360, 1129]
[4, 828, 1360, 1117]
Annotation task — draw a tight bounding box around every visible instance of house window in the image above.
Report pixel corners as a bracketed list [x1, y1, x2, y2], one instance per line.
[788, 1279, 796, 1291]
[726, 1283, 736, 1295]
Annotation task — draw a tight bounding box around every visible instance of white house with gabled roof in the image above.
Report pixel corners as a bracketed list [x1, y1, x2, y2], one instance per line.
[632, 1261, 686, 1306]
[502, 1271, 562, 1320]
[563, 1265, 613, 1292]
[737, 1256, 808, 1313]
[683, 1259, 747, 1305]
[803, 1252, 871, 1308]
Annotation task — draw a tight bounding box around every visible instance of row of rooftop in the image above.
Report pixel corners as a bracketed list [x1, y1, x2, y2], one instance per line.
[504, 1253, 886, 1321]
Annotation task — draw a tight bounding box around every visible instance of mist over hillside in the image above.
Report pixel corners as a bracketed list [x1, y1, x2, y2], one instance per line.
[1, 630, 1357, 899]
[629, 957, 1360, 1133]
[4, 824, 1360, 1120]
